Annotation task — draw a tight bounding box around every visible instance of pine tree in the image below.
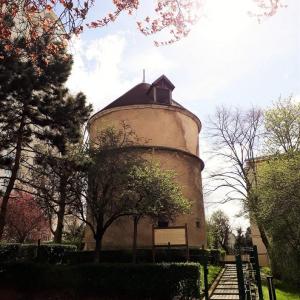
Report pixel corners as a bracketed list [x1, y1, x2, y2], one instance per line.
[0, 38, 90, 240]
[29, 90, 92, 243]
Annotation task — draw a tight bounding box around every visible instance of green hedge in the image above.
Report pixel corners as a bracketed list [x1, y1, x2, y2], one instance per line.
[37, 244, 77, 263]
[0, 243, 77, 264]
[0, 243, 19, 263]
[0, 262, 201, 299]
[64, 248, 195, 264]
[64, 248, 224, 265]
[209, 249, 225, 265]
[0, 244, 224, 266]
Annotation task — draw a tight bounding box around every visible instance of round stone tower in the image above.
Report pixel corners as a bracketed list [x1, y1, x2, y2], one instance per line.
[85, 75, 206, 250]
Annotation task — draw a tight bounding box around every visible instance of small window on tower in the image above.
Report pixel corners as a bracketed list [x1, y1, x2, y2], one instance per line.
[155, 87, 171, 104]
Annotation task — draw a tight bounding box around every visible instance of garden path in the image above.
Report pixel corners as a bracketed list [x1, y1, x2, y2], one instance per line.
[210, 264, 240, 300]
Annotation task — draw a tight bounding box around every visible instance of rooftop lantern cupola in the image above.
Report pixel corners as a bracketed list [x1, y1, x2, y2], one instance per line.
[150, 75, 175, 105]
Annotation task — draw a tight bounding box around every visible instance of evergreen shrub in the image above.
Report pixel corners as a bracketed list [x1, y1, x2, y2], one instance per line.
[0, 243, 77, 263]
[65, 248, 224, 265]
[0, 243, 224, 266]
[37, 244, 77, 263]
[0, 262, 201, 300]
[208, 249, 224, 265]
[0, 243, 20, 262]
[65, 248, 193, 264]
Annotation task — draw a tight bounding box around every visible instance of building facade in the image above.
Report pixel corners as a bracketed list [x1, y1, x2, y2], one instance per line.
[85, 75, 206, 250]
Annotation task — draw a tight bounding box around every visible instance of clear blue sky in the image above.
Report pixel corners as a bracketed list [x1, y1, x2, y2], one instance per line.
[67, 0, 300, 230]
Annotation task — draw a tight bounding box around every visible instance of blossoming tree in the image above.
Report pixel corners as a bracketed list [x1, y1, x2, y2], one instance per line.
[1, 192, 50, 243]
[0, 0, 286, 59]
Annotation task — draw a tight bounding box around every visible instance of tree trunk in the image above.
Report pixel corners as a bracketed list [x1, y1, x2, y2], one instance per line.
[93, 218, 105, 263]
[257, 222, 270, 253]
[0, 112, 26, 240]
[251, 195, 271, 255]
[132, 216, 139, 264]
[18, 235, 26, 244]
[53, 176, 66, 243]
[53, 204, 65, 243]
[94, 233, 103, 263]
[221, 243, 229, 254]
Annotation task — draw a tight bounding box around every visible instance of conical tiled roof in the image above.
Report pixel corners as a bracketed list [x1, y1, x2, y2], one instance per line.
[101, 75, 183, 112]
[89, 74, 201, 134]
[101, 83, 152, 111]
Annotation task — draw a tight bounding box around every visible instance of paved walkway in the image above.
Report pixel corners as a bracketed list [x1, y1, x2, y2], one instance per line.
[210, 264, 240, 300]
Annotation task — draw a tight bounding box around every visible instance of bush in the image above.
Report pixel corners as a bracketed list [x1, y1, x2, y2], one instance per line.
[37, 244, 77, 264]
[189, 248, 207, 264]
[65, 248, 207, 264]
[0, 243, 20, 263]
[270, 246, 300, 285]
[62, 240, 85, 251]
[64, 248, 223, 266]
[0, 262, 201, 300]
[0, 243, 77, 264]
[220, 249, 225, 260]
[63, 250, 94, 264]
[261, 266, 272, 276]
[190, 248, 224, 265]
[208, 249, 224, 265]
[19, 244, 37, 260]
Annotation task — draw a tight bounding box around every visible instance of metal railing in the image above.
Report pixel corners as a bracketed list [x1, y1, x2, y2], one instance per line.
[267, 276, 277, 300]
[236, 245, 263, 300]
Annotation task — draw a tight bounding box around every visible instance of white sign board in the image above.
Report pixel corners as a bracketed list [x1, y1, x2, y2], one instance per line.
[154, 227, 187, 246]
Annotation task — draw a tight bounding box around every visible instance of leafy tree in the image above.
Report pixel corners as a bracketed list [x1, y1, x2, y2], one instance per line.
[249, 98, 300, 283]
[256, 153, 300, 283]
[63, 219, 85, 250]
[208, 99, 300, 260]
[73, 125, 191, 262]
[27, 145, 90, 244]
[0, 38, 86, 240]
[72, 123, 146, 262]
[25, 90, 92, 244]
[208, 210, 231, 252]
[234, 226, 252, 250]
[264, 96, 300, 154]
[244, 227, 252, 247]
[128, 163, 191, 263]
[235, 227, 244, 250]
[1, 192, 49, 243]
[205, 220, 214, 249]
[31, 152, 77, 244]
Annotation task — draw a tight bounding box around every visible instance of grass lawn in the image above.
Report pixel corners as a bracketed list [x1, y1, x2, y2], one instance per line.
[262, 285, 300, 300]
[261, 268, 300, 300]
[200, 265, 222, 290]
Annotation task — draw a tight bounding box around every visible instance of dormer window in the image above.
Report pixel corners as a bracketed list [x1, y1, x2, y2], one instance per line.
[149, 75, 175, 105]
[155, 87, 171, 104]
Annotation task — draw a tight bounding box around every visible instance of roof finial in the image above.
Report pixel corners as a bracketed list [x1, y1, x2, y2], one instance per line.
[142, 69, 145, 83]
